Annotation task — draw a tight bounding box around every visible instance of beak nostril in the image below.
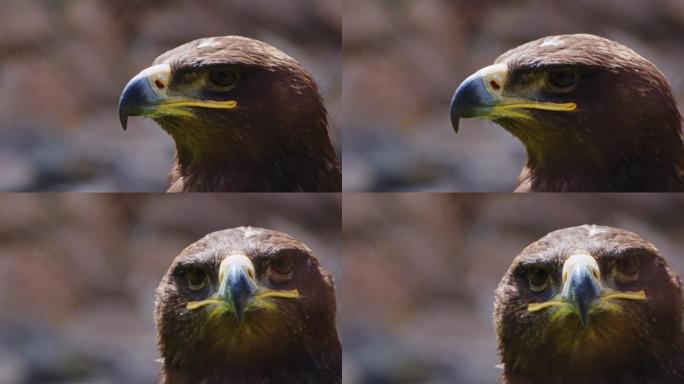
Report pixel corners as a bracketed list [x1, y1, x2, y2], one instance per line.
[155, 79, 165, 89]
[490, 80, 501, 91]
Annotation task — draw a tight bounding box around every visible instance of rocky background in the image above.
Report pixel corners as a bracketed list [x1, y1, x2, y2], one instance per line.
[0, 0, 341, 192]
[342, 194, 684, 383]
[0, 194, 341, 383]
[343, 0, 684, 191]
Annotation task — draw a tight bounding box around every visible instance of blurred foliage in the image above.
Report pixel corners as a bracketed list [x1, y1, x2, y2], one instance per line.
[0, 0, 341, 191]
[343, 194, 684, 383]
[0, 193, 340, 383]
[343, 0, 684, 191]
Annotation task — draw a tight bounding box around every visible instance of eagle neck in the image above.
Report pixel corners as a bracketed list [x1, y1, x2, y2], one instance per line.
[521, 130, 684, 192]
[504, 341, 684, 383]
[169, 120, 341, 192]
[162, 336, 341, 384]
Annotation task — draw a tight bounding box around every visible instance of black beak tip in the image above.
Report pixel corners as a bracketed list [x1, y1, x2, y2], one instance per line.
[578, 309, 589, 327]
[449, 93, 460, 133]
[118, 76, 155, 131]
[119, 110, 128, 131]
[118, 90, 133, 131]
[450, 110, 460, 133]
[234, 302, 245, 324]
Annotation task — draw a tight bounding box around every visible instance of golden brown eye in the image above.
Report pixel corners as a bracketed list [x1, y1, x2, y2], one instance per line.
[528, 267, 550, 293]
[549, 70, 577, 89]
[209, 69, 238, 87]
[271, 256, 294, 275]
[268, 256, 295, 284]
[616, 255, 639, 281]
[185, 269, 208, 291]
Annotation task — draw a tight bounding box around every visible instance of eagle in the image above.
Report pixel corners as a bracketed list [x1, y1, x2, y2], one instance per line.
[154, 227, 341, 384]
[495, 225, 684, 383]
[118, 36, 341, 192]
[450, 34, 684, 192]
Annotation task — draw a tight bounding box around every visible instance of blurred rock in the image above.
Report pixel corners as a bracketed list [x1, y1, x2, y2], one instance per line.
[0, 153, 37, 191]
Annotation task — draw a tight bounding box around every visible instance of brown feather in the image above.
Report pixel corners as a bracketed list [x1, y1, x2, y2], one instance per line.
[496, 34, 684, 191]
[149, 36, 341, 192]
[154, 227, 341, 384]
[495, 225, 684, 383]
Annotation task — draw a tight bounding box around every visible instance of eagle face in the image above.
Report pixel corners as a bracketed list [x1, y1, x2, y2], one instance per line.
[118, 36, 341, 192]
[119, 36, 324, 155]
[495, 225, 684, 379]
[155, 227, 339, 380]
[450, 34, 684, 192]
[452, 34, 676, 142]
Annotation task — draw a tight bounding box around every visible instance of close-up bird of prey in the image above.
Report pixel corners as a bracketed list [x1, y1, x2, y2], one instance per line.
[495, 225, 684, 383]
[155, 227, 341, 384]
[5, 1, 684, 384]
[0, 1, 341, 192]
[451, 34, 684, 192]
[119, 36, 341, 192]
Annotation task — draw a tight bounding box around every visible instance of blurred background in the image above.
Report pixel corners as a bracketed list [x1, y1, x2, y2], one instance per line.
[0, 193, 341, 383]
[342, 194, 684, 383]
[0, 0, 341, 191]
[343, 0, 684, 191]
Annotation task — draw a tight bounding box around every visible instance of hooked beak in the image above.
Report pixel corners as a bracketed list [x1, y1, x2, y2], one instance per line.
[560, 254, 603, 326]
[450, 63, 576, 133]
[118, 64, 171, 130]
[184, 255, 300, 321]
[118, 63, 239, 131]
[450, 64, 505, 132]
[217, 254, 258, 324]
[527, 254, 646, 324]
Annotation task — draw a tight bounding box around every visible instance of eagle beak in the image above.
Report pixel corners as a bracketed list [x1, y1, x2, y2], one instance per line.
[450, 63, 576, 133]
[185, 254, 299, 316]
[450, 63, 506, 133]
[217, 254, 258, 324]
[560, 254, 603, 326]
[527, 254, 647, 320]
[119, 63, 240, 130]
[118, 64, 171, 130]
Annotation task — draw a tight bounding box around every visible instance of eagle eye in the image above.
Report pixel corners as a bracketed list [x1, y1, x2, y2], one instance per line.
[527, 267, 550, 293]
[548, 69, 577, 90]
[615, 254, 639, 282]
[209, 69, 238, 88]
[185, 268, 209, 291]
[268, 255, 295, 283]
